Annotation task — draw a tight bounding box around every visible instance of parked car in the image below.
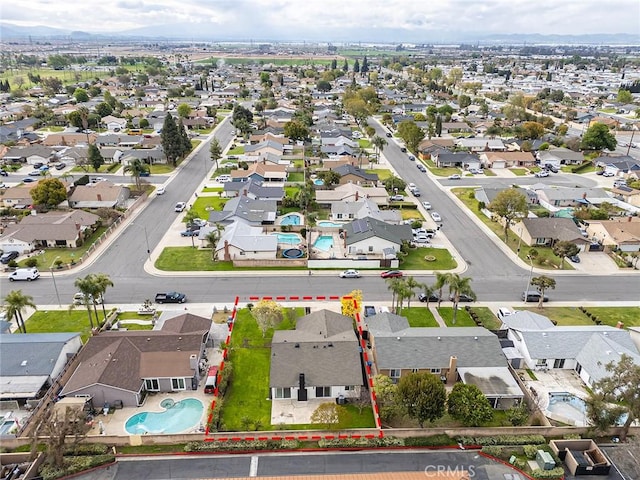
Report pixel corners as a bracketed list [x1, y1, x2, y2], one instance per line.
[156, 186, 166, 195]
[22, 178, 35, 183]
[155, 292, 187, 304]
[54, 162, 66, 170]
[9, 268, 40, 282]
[174, 202, 187, 212]
[535, 170, 550, 177]
[448, 174, 461, 180]
[412, 189, 421, 197]
[449, 293, 475, 302]
[596, 169, 605, 176]
[601, 171, 614, 177]
[73, 292, 103, 305]
[422, 201, 432, 210]
[180, 229, 200, 237]
[568, 255, 581, 263]
[380, 270, 403, 278]
[0, 170, 8, 176]
[28, 170, 41, 176]
[431, 212, 442, 222]
[390, 195, 404, 201]
[190, 218, 207, 227]
[418, 292, 440, 303]
[400, 147, 407, 153]
[385, 132, 392, 137]
[363, 305, 377, 317]
[522, 291, 549, 303]
[0, 251, 19, 264]
[468, 168, 484, 174]
[497, 307, 515, 321]
[416, 163, 427, 172]
[408, 155, 415, 161]
[339, 269, 360, 278]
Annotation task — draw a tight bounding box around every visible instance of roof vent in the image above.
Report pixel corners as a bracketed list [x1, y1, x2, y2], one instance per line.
[397, 336, 401, 341]
[603, 332, 608, 336]
[21, 360, 27, 367]
[474, 336, 478, 340]
[542, 332, 547, 337]
[294, 343, 300, 348]
[328, 343, 333, 347]
[437, 336, 441, 340]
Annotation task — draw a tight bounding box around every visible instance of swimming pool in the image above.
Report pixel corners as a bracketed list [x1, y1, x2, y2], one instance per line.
[313, 235, 334, 252]
[318, 221, 343, 228]
[0, 420, 18, 435]
[125, 398, 204, 434]
[280, 213, 302, 226]
[272, 232, 302, 245]
[546, 392, 587, 426]
[313, 179, 325, 186]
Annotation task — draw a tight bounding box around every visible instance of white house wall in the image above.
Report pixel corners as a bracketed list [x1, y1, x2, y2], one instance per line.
[347, 237, 397, 256]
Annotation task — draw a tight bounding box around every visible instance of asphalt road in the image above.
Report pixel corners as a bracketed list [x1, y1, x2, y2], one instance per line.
[1, 118, 639, 305]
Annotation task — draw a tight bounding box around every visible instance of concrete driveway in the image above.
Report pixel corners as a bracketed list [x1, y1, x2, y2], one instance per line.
[569, 251, 620, 275]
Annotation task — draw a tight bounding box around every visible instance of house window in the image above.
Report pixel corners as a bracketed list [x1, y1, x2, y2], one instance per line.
[239, 251, 245, 255]
[536, 238, 546, 245]
[171, 378, 186, 391]
[553, 359, 565, 369]
[575, 363, 582, 375]
[389, 369, 401, 379]
[348, 214, 354, 219]
[368, 246, 374, 252]
[430, 368, 441, 374]
[316, 386, 331, 397]
[337, 214, 343, 219]
[274, 387, 291, 399]
[344, 385, 353, 391]
[145, 379, 159, 391]
[412, 368, 420, 373]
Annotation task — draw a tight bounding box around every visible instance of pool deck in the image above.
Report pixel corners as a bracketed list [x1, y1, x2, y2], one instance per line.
[309, 231, 343, 259]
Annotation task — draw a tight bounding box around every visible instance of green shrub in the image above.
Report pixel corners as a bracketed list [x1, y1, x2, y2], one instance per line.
[523, 444, 540, 459]
[481, 445, 503, 457]
[39, 455, 115, 480]
[184, 439, 299, 452]
[404, 435, 458, 447]
[318, 437, 404, 448]
[25, 257, 39, 268]
[530, 467, 565, 479]
[458, 434, 546, 446]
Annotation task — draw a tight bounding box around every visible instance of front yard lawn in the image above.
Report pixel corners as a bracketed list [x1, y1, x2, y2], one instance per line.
[155, 247, 308, 271]
[365, 169, 393, 180]
[191, 196, 228, 217]
[227, 145, 245, 155]
[401, 307, 439, 327]
[438, 307, 475, 327]
[509, 168, 529, 176]
[423, 159, 460, 177]
[25, 310, 98, 342]
[519, 306, 640, 328]
[471, 307, 502, 330]
[149, 164, 175, 174]
[401, 247, 457, 270]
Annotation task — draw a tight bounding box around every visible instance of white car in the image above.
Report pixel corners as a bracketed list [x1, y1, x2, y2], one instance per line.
[174, 202, 187, 212]
[448, 174, 461, 180]
[602, 171, 614, 177]
[431, 212, 442, 222]
[422, 201, 432, 210]
[535, 170, 550, 178]
[156, 186, 166, 195]
[339, 269, 360, 278]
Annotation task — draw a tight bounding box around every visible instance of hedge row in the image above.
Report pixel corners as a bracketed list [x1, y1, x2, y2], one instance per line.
[317, 437, 403, 448]
[458, 434, 546, 446]
[184, 439, 299, 452]
[39, 454, 115, 480]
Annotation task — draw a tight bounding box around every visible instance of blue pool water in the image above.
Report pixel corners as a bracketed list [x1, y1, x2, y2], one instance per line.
[125, 398, 204, 434]
[318, 221, 343, 228]
[313, 235, 334, 251]
[272, 232, 302, 245]
[280, 214, 301, 226]
[313, 179, 325, 186]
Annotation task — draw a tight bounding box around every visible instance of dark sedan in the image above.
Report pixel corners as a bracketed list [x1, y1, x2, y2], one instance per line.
[418, 292, 439, 303]
[380, 270, 403, 278]
[449, 293, 475, 302]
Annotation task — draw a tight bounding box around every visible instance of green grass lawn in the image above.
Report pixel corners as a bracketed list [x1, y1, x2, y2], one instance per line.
[471, 307, 502, 330]
[401, 247, 457, 270]
[509, 168, 529, 176]
[438, 307, 475, 327]
[155, 247, 308, 271]
[227, 146, 245, 155]
[287, 172, 304, 182]
[365, 169, 393, 180]
[24, 309, 99, 342]
[483, 170, 497, 177]
[424, 159, 460, 177]
[358, 139, 372, 149]
[519, 306, 640, 327]
[191, 196, 228, 218]
[17, 226, 108, 268]
[149, 164, 175, 174]
[202, 187, 223, 193]
[401, 307, 439, 327]
[285, 186, 300, 198]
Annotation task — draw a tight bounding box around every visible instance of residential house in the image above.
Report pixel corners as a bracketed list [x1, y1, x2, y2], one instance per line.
[611, 185, 640, 207]
[341, 217, 413, 257]
[223, 178, 284, 201]
[479, 151, 536, 169]
[538, 147, 584, 166]
[316, 183, 389, 207]
[60, 313, 211, 408]
[534, 187, 611, 211]
[0, 184, 38, 209]
[212, 219, 278, 261]
[100, 115, 127, 132]
[42, 133, 97, 147]
[455, 138, 506, 152]
[475, 186, 538, 206]
[594, 155, 640, 178]
[230, 162, 288, 184]
[68, 181, 130, 209]
[120, 147, 166, 165]
[441, 121, 472, 134]
[321, 144, 355, 157]
[95, 134, 142, 148]
[1, 145, 56, 165]
[504, 319, 640, 387]
[269, 310, 364, 404]
[331, 198, 402, 224]
[366, 314, 523, 409]
[432, 151, 480, 169]
[244, 140, 284, 158]
[586, 218, 640, 252]
[208, 195, 277, 226]
[331, 165, 379, 186]
[589, 117, 619, 129]
[512, 217, 589, 250]
[0, 333, 83, 402]
[0, 210, 101, 252]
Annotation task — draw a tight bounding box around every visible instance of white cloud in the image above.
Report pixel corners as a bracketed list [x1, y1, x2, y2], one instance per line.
[2, 0, 638, 37]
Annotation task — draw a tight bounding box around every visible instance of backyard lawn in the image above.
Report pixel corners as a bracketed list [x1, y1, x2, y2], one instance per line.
[401, 246, 457, 270]
[287, 172, 304, 182]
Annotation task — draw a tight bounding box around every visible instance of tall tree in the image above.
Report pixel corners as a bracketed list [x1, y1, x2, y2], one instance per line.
[92, 273, 114, 321]
[447, 274, 476, 324]
[177, 103, 192, 118]
[489, 188, 529, 242]
[123, 158, 149, 192]
[552, 240, 580, 269]
[88, 144, 104, 172]
[251, 299, 283, 337]
[397, 372, 446, 427]
[530, 276, 556, 308]
[284, 120, 309, 143]
[3, 290, 36, 333]
[434, 272, 451, 308]
[581, 122, 617, 151]
[161, 113, 183, 166]
[30, 178, 67, 209]
[587, 354, 640, 441]
[209, 138, 222, 171]
[396, 120, 424, 152]
[404, 276, 422, 309]
[447, 383, 494, 426]
[74, 275, 100, 329]
[371, 135, 387, 161]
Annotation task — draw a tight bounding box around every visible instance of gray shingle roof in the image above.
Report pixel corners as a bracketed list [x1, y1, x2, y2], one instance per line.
[0, 333, 81, 377]
[575, 334, 640, 384]
[501, 311, 555, 331]
[520, 217, 586, 242]
[269, 310, 363, 388]
[343, 217, 412, 246]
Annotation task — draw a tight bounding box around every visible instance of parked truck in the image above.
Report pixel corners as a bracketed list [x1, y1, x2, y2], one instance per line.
[154, 292, 187, 304]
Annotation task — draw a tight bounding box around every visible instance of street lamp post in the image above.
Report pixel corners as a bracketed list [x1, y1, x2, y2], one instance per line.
[626, 124, 638, 156]
[49, 256, 62, 307]
[131, 223, 151, 261]
[525, 255, 535, 293]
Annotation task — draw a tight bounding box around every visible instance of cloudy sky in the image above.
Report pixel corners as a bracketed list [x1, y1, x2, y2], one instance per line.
[2, 0, 638, 40]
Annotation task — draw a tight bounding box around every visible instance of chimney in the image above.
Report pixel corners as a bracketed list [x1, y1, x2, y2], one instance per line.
[343, 230, 347, 248]
[97, 194, 102, 201]
[223, 240, 230, 261]
[189, 354, 198, 370]
[75, 223, 81, 231]
[243, 189, 247, 196]
[355, 190, 359, 201]
[299, 373, 305, 389]
[582, 192, 587, 199]
[446, 355, 457, 384]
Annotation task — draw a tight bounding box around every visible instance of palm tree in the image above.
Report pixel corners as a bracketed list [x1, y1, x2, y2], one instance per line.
[3, 290, 36, 333]
[92, 273, 114, 321]
[123, 158, 149, 192]
[73, 275, 100, 329]
[77, 106, 90, 142]
[385, 277, 404, 313]
[447, 274, 476, 324]
[434, 272, 451, 308]
[404, 276, 421, 309]
[372, 135, 387, 162]
[209, 138, 222, 171]
[422, 283, 437, 308]
[204, 223, 224, 261]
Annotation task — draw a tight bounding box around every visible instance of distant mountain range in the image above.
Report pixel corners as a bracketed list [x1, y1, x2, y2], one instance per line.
[1, 21, 639, 45]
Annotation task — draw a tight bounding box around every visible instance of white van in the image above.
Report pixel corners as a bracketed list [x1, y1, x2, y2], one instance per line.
[9, 268, 40, 281]
[497, 307, 514, 321]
